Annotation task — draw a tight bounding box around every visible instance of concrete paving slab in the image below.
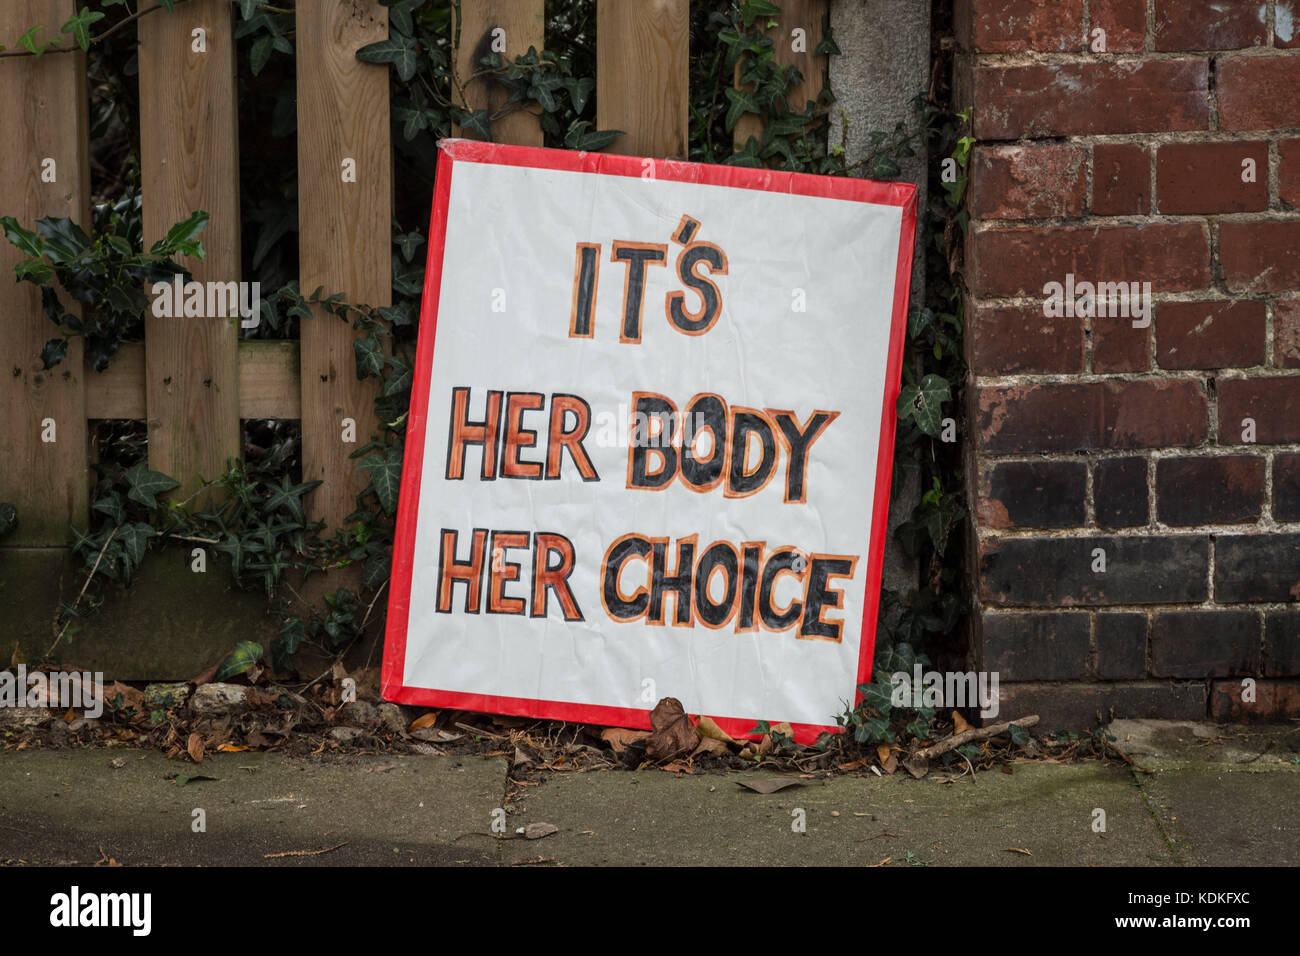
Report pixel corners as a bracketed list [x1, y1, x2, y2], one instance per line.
[503, 761, 1171, 866]
[1111, 720, 1300, 866]
[0, 749, 509, 866]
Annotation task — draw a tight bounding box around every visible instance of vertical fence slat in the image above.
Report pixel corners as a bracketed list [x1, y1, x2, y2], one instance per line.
[296, 2, 391, 530]
[0, 1, 89, 546]
[734, 0, 827, 152]
[138, 0, 241, 505]
[596, 0, 689, 157]
[456, 0, 545, 146]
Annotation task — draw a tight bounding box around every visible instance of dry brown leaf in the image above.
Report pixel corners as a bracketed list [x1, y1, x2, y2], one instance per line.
[523, 822, 559, 840]
[646, 697, 699, 761]
[877, 743, 892, 764]
[952, 710, 971, 735]
[691, 736, 730, 758]
[739, 734, 774, 759]
[695, 716, 735, 744]
[216, 743, 249, 753]
[837, 759, 867, 771]
[186, 732, 205, 764]
[771, 721, 794, 739]
[408, 711, 439, 731]
[736, 777, 803, 794]
[600, 727, 648, 754]
[62, 706, 76, 723]
[882, 754, 898, 774]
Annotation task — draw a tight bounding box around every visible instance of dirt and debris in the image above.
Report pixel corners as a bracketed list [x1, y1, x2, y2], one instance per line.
[1, 647, 1144, 782]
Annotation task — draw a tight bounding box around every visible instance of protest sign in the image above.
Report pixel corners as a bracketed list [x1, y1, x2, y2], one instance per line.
[382, 139, 916, 743]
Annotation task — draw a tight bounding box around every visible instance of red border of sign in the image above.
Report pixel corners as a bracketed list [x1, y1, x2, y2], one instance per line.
[381, 139, 917, 745]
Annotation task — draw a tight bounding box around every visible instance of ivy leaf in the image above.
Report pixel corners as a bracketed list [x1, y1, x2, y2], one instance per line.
[392, 231, 424, 263]
[361, 446, 403, 515]
[236, 0, 267, 19]
[215, 533, 264, 578]
[354, 333, 385, 378]
[117, 522, 159, 568]
[563, 121, 624, 152]
[383, 0, 426, 38]
[60, 6, 105, 52]
[563, 76, 594, 115]
[262, 475, 321, 524]
[356, 33, 419, 82]
[815, 35, 842, 56]
[123, 463, 180, 509]
[250, 33, 275, 75]
[19, 25, 53, 56]
[214, 640, 264, 682]
[92, 492, 125, 525]
[896, 374, 951, 437]
[382, 356, 412, 396]
[377, 301, 414, 329]
[723, 87, 761, 133]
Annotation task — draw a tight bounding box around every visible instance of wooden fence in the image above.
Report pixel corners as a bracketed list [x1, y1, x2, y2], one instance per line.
[0, 0, 826, 550]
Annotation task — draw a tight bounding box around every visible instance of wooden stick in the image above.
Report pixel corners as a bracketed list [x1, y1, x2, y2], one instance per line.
[903, 715, 1039, 778]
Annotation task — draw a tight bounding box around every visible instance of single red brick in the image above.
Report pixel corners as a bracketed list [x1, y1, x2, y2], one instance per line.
[1217, 56, 1300, 130]
[972, 60, 1208, 139]
[1156, 141, 1268, 214]
[1089, 0, 1145, 53]
[1210, 679, 1300, 721]
[1156, 456, 1265, 525]
[977, 380, 1207, 453]
[1092, 143, 1150, 215]
[1103, 380, 1209, 448]
[1218, 377, 1300, 442]
[971, 144, 1087, 220]
[1220, 221, 1300, 293]
[1156, 300, 1266, 369]
[1273, 452, 1300, 521]
[969, 303, 1084, 374]
[1280, 139, 1300, 208]
[1154, 0, 1266, 50]
[1093, 314, 1150, 372]
[964, 0, 1085, 51]
[969, 223, 1211, 297]
[1274, 298, 1300, 368]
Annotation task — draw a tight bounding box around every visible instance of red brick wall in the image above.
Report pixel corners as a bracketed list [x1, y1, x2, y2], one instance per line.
[956, 0, 1300, 727]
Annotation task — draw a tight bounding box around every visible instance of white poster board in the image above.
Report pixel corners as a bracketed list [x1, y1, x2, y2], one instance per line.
[383, 140, 916, 742]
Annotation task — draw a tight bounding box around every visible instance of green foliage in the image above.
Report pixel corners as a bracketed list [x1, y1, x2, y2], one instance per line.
[214, 640, 264, 681]
[0, 204, 206, 370]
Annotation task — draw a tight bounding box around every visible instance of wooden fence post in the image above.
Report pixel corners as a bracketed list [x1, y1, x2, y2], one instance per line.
[138, 0, 242, 506]
[596, 0, 689, 158]
[296, 1, 392, 530]
[455, 0, 545, 146]
[733, 0, 827, 152]
[0, 1, 90, 546]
